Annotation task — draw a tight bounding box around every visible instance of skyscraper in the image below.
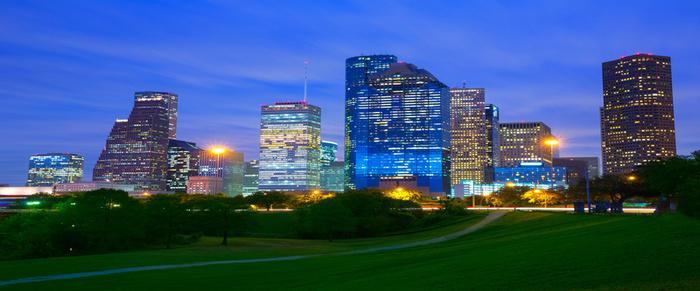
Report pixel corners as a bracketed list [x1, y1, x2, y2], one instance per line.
[345, 55, 398, 190]
[167, 139, 201, 192]
[484, 104, 500, 183]
[26, 153, 84, 186]
[499, 122, 553, 168]
[601, 54, 676, 174]
[198, 149, 244, 196]
[243, 160, 259, 196]
[321, 140, 338, 167]
[450, 87, 486, 185]
[259, 101, 321, 192]
[347, 61, 451, 196]
[93, 92, 176, 191]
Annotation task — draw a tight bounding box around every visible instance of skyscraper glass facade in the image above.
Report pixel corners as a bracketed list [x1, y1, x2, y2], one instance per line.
[93, 92, 174, 191]
[484, 104, 500, 183]
[601, 54, 676, 174]
[259, 101, 321, 192]
[450, 87, 486, 185]
[26, 153, 84, 186]
[198, 149, 244, 196]
[243, 160, 259, 196]
[167, 139, 201, 192]
[348, 62, 451, 196]
[321, 140, 338, 167]
[134, 91, 178, 140]
[498, 122, 552, 168]
[345, 55, 398, 190]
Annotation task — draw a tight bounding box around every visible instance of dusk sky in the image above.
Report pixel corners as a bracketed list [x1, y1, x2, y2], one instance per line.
[1, 0, 699, 186]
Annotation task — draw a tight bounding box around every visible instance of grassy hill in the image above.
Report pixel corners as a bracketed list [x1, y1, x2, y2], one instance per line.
[2, 211, 699, 290]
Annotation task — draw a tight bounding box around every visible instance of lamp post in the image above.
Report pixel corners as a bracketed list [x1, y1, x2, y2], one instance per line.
[545, 139, 559, 191]
[212, 148, 225, 195]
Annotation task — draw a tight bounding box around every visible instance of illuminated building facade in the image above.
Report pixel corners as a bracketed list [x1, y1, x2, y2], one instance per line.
[495, 162, 567, 189]
[93, 92, 175, 191]
[259, 101, 321, 192]
[26, 153, 84, 186]
[135, 91, 178, 139]
[601, 54, 676, 174]
[561, 156, 600, 178]
[243, 160, 259, 196]
[186, 176, 222, 195]
[498, 122, 553, 168]
[345, 54, 398, 190]
[553, 158, 588, 186]
[348, 62, 451, 196]
[167, 139, 201, 192]
[484, 104, 500, 183]
[450, 87, 486, 185]
[320, 140, 343, 192]
[321, 140, 338, 166]
[198, 149, 244, 196]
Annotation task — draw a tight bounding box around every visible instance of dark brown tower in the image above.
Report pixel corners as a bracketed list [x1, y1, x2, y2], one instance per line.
[601, 54, 676, 174]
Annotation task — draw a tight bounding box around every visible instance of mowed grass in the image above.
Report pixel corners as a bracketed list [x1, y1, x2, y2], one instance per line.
[0, 212, 488, 282]
[4, 211, 700, 290]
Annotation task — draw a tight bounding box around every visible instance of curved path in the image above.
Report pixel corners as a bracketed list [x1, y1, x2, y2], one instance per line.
[0, 211, 507, 286]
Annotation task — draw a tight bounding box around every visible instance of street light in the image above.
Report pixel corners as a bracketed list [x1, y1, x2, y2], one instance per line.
[211, 148, 225, 195]
[545, 139, 559, 191]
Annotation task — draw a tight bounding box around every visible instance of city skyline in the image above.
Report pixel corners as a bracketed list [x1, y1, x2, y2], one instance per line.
[2, 1, 700, 186]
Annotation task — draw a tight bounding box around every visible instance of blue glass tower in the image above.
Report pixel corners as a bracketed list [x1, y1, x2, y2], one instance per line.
[348, 61, 451, 196]
[345, 55, 397, 190]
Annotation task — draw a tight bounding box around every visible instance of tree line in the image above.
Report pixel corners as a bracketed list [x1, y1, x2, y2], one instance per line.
[0, 188, 471, 260]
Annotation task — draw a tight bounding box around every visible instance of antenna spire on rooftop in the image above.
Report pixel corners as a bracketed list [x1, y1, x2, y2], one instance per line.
[304, 62, 308, 102]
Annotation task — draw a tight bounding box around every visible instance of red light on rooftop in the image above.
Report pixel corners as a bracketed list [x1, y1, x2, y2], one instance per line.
[398, 61, 403, 63]
[621, 56, 625, 59]
[636, 53, 641, 55]
[647, 53, 651, 56]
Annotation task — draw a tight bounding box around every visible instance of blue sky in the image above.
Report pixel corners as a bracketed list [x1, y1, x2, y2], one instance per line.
[1, 0, 699, 186]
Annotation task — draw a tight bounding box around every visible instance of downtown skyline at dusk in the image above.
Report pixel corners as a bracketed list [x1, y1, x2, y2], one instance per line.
[2, 0, 699, 186]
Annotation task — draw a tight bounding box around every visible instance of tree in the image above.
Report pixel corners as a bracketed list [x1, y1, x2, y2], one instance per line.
[247, 191, 293, 211]
[521, 189, 559, 208]
[490, 186, 530, 207]
[303, 198, 355, 242]
[144, 193, 189, 249]
[383, 188, 423, 203]
[189, 194, 255, 245]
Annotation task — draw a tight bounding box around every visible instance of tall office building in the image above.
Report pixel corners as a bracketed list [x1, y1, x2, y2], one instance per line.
[259, 101, 321, 192]
[167, 139, 201, 192]
[499, 122, 553, 168]
[345, 55, 398, 190]
[561, 157, 601, 178]
[450, 87, 486, 185]
[243, 160, 259, 196]
[321, 140, 339, 167]
[93, 92, 176, 191]
[26, 153, 84, 186]
[346, 61, 451, 196]
[484, 104, 500, 183]
[601, 54, 676, 174]
[198, 149, 244, 196]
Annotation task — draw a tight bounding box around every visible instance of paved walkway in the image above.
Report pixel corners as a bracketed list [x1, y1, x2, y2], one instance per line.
[0, 211, 507, 286]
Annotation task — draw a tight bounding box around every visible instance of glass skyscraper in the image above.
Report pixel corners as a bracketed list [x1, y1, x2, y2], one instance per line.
[321, 140, 338, 167]
[243, 160, 259, 196]
[93, 92, 176, 191]
[498, 122, 553, 168]
[484, 104, 500, 183]
[345, 55, 398, 190]
[167, 139, 201, 192]
[600, 54, 676, 174]
[259, 101, 321, 192]
[26, 153, 84, 186]
[347, 61, 451, 196]
[450, 87, 486, 185]
[198, 149, 244, 196]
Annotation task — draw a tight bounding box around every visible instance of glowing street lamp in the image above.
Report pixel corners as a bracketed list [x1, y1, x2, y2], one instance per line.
[545, 139, 559, 190]
[211, 148, 225, 195]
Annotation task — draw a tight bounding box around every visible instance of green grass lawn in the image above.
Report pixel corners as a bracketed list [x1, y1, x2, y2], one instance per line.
[3, 211, 699, 290]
